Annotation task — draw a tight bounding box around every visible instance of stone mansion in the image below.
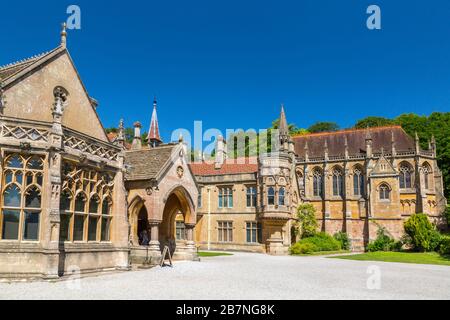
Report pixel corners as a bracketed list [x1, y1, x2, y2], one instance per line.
[0, 27, 446, 279]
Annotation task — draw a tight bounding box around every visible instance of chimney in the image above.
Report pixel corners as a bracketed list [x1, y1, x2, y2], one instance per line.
[391, 130, 396, 156]
[215, 135, 227, 169]
[365, 127, 373, 158]
[131, 121, 142, 150]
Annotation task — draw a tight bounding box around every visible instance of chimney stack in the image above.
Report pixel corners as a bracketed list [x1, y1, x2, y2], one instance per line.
[131, 121, 142, 150]
[215, 135, 227, 169]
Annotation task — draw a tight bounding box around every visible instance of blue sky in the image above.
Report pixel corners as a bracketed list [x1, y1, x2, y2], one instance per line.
[1, 0, 450, 142]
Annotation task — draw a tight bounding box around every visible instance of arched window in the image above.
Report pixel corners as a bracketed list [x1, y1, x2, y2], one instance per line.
[353, 168, 365, 196]
[278, 187, 285, 206]
[60, 190, 72, 242]
[423, 163, 432, 190]
[1, 153, 44, 241]
[73, 193, 86, 241]
[60, 162, 114, 243]
[399, 163, 412, 189]
[332, 168, 344, 197]
[379, 183, 390, 200]
[267, 187, 275, 205]
[101, 198, 112, 241]
[313, 169, 323, 198]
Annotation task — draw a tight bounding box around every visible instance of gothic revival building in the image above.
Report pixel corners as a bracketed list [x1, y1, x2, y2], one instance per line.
[192, 110, 447, 252]
[0, 26, 447, 279]
[0, 26, 198, 280]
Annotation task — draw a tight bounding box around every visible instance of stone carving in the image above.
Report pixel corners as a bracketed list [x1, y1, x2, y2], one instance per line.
[0, 124, 49, 142]
[64, 135, 119, 161]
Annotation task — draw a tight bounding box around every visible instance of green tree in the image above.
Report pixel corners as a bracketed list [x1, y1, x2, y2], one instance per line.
[308, 122, 339, 133]
[296, 204, 318, 238]
[354, 116, 394, 129]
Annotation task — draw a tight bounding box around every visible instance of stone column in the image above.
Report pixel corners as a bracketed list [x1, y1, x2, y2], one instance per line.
[148, 221, 161, 252]
[185, 223, 196, 251]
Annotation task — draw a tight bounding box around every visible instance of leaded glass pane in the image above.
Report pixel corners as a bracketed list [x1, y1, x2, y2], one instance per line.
[75, 194, 86, 212]
[23, 211, 40, 240]
[4, 185, 21, 208]
[25, 187, 41, 208]
[101, 217, 111, 241]
[89, 197, 99, 213]
[6, 155, 23, 168]
[73, 215, 85, 241]
[88, 216, 98, 241]
[2, 210, 20, 240]
[5, 171, 13, 184]
[27, 157, 43, 170]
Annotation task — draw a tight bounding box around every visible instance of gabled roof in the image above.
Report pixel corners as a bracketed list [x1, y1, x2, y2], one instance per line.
[124, 144, 177, 181]
[0, 44, 111, 142]
[293, 126, 415, 158]
[190, 157, 258, 176]
[0, 46, 63, 83]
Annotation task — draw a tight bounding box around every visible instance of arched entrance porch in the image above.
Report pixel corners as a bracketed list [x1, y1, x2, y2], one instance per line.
[159, 186, 196, 260]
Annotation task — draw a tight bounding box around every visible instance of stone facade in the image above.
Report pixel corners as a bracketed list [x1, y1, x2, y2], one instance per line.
[192, 112, 447, 253]
[0, 29, 199, 280]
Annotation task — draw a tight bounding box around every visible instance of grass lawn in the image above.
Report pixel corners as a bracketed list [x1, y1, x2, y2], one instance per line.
[292, 250, 351, 256]
[331, 251, 450, 266]
[197, 251, 233, 257]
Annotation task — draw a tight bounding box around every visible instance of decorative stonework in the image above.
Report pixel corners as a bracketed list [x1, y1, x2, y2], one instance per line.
[177, 166, 184, 178]
[64, 134, 119, 161]
[0, 124, 49, 142]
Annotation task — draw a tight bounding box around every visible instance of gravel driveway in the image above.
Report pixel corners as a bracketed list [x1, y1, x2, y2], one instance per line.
[1, 252, 449, 300]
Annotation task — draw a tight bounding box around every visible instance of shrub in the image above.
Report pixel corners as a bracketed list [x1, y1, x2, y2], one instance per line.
[296, 204, 319, 238]
[289, 242, 317, 255]
[367, 226, 402, 252]
[300, 232, 341, 252]
[333, 232, 350, 250]
[403, 213, 442, 252]
[445, 206, 450, 228]
[439, 235, 450, 256]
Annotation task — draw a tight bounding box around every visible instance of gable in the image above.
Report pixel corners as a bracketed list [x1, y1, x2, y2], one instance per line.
[2, 50, 108, 141]
[371, 155, 397, 176]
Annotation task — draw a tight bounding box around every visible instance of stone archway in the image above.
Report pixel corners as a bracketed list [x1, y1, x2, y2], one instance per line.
[159, 186, 196, 259]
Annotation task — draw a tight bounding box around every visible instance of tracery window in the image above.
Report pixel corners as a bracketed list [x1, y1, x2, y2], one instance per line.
[353, 168, 365, 196]
[267, 187, 275, 205]
[1, 154, 44, 241]
[332, 168, 344, 197]
[379, 183, 390, 201]
[278, 187, 285, 206]
[422, 163, 432, 190]
[313, 169, 323, 198]
[399, 163, 412, 189]
[60, 162, 114, 242]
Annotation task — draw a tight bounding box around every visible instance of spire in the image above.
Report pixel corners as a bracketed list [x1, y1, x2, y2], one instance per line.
[148, 98, 162, 147]
[61, 22, 67, 48]
[279, 104, 289, 136]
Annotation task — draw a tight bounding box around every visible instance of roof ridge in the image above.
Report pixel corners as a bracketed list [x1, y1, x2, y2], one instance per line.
[292, 125, 402, 138]
[0, 49, 55, 71]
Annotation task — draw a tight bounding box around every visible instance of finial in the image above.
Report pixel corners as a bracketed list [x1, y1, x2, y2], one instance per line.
[118, 119, 125, 140]
[381, 147, 385, 156]
[304, 141, 309, 150]
[415, 131, 419, 141]
[61, 22, 67, 48]
[153, 96, 157, 108]
[344, 135, 348, 147]
[179, 133, 184, 143]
